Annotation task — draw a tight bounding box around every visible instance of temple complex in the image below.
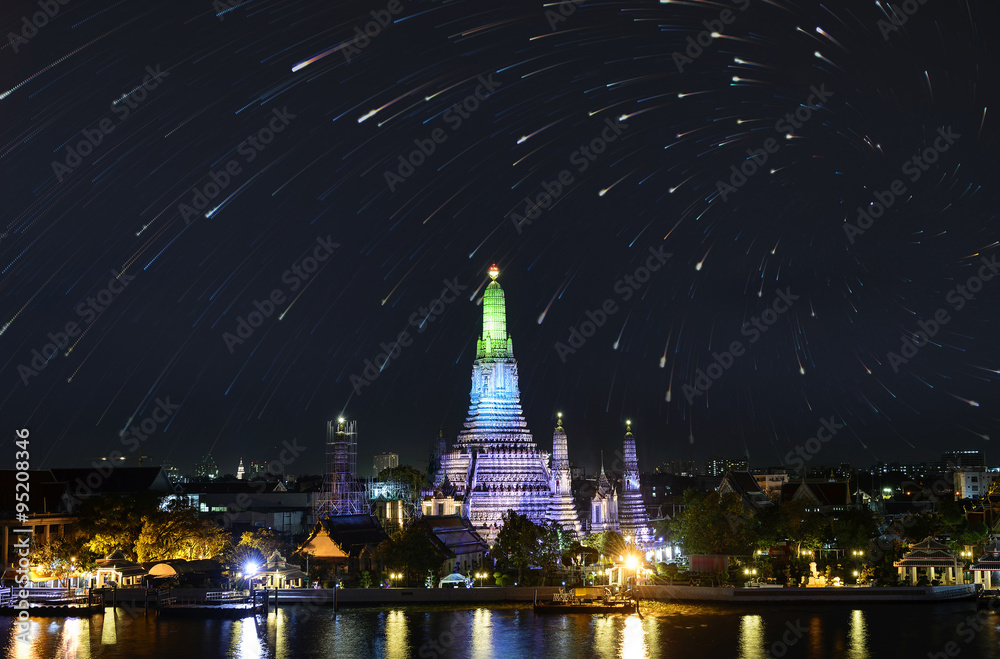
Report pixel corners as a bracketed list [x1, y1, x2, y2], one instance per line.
[424, 265, 652, 545]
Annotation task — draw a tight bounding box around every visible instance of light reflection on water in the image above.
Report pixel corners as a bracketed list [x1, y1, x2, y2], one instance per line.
[1, 600, 996, 658]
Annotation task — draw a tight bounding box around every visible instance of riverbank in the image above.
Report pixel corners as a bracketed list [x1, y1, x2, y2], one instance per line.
[636, 584, 977, 603]
[0, 583, 977, 613]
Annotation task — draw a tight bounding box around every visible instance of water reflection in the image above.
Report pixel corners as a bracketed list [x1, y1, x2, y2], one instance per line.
[230, 618, 264, 659]
[593, 614, 616, 659]
[100, 611, 116, 646]
[620, 615, 648, 658]
[384, 609, 408, 659]
[848, 609, 869, 659]
[470, 608, 492, 659]
[738, 615, 765, 659]
[60, 618, 90, 659]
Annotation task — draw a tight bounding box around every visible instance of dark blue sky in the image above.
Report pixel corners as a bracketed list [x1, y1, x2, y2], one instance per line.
[2, 0, 999, 478]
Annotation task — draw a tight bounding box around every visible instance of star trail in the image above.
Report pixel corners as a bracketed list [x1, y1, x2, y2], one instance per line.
[2, 0, 998, 474]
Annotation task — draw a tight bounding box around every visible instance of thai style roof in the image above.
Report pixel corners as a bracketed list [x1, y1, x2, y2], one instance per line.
[970, 537, 1000, 571]
[719, 470, 773, 508]
[781, 479, 852, 507]
[322, 514, 389, 552]
[894, 537, 959, 567]
[50, 466, 176, 496]
[413, 515, 488, 557]
[299, 515, 387, 561]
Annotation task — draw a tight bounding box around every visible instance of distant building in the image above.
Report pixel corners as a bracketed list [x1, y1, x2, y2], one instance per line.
[780, 476, 856, 516]
[373, 452, 399, 477]
[236, 458, 245, 480]
[194, 454, 219, 480]
[753, 472, 789, 499]
[936, 450, 986, 470]
[656, 460, 697, 476]
[704, 456, 748, 477]
[954, 468, 1000, 500]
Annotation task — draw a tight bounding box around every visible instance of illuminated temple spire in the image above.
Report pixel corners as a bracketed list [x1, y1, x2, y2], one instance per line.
[547, 413, 583, 537]
[617, 420, 652, 544]
[429, 264, 553, 543]
[477, 264, 513, 359]
[457, 265, 532, 448]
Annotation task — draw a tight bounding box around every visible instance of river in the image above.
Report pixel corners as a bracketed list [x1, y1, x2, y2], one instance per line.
[2, 600, 995, 658]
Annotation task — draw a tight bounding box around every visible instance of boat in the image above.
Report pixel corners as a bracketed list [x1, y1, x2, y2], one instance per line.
[533, 587, 637, 614]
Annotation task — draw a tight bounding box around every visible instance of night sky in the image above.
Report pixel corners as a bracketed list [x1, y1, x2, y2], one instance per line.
[3, 0, 998, 478]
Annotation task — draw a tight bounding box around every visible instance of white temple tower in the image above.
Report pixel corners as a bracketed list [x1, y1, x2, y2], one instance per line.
[590, 452, 618, 533]
[616, 420, 653, 543]
[427, 265, 554, 544]
[547, 413, 583, 538]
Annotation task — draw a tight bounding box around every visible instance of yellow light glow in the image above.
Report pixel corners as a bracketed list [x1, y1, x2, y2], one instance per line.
[626, 555, 638, 569]
[488, 264, 500, 280]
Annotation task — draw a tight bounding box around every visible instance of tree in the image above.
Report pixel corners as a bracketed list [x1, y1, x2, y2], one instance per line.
[893, 512, 944, 544]
[954, 520, 989, 548]
[534, 521, 573, 585]
[377, 465, 427, 493]
[938, 497, 966, 528]
[668, 490, 757, 555]
[74, 492, 163, 560]
[759, 500, 828, 555]
[582, 530, 626, 561]
[31, 535, 96, 579]
[830, 508, 879, 551]
[134, 498, 229, 562]
[373, 520, 448, 586]
[493, 510, 538, 584]
[237, 528, 293, 561]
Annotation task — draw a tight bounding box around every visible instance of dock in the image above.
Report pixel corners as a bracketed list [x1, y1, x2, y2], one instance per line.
[0, 586, 278, 618]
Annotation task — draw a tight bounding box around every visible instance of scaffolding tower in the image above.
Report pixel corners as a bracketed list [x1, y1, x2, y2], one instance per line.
[315, 418, 367, 520]
[366, 478, 420, 530]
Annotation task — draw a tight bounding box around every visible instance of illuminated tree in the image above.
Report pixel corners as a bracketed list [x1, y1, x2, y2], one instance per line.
[134, 498, 229, 562]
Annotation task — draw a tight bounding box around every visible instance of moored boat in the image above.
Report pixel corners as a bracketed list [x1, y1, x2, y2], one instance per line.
[532, 587, 637, 614]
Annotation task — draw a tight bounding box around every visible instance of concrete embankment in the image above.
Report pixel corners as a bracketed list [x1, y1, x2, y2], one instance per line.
[636, 584, 977, 603]
[31, 586, 562, 607]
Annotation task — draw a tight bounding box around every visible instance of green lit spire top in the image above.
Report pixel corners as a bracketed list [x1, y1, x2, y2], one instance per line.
[477, 264, 513, 359]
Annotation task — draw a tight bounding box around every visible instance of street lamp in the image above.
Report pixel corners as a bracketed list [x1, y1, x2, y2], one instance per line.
[245, 562, 259, 592]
